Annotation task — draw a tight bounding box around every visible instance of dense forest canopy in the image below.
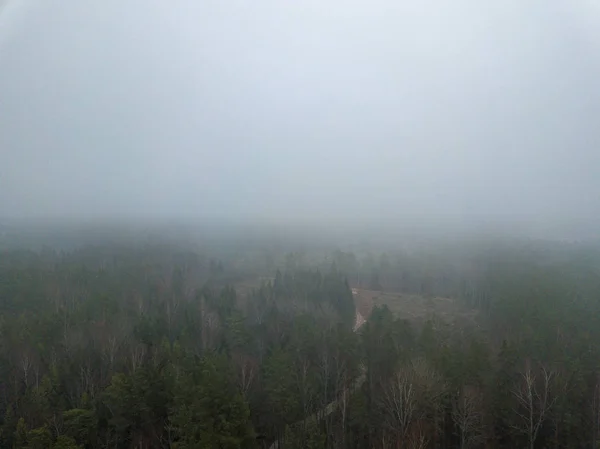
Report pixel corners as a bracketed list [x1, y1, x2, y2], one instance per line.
[0, 227, 599, 449]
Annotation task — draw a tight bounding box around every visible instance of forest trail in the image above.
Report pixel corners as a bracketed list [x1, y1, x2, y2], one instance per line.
[268, 305, 367, 449]
[354, 310, 366, 331]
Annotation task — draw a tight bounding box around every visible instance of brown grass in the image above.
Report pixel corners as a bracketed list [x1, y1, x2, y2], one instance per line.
[235, 279, 478, 327]
[352, 288, 478, 325]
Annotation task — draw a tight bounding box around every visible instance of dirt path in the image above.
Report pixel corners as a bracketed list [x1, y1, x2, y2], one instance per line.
[354, 310, 366, 331]
[268, 308, 367, 449]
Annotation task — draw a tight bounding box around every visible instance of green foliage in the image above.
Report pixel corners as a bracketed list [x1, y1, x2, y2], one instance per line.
[170, 355, 255, 448]
[0, 406, 16, 448]
[263, 348, 300, 426]
[62, 408, 96, 446]
[101, 365, 171, 445]
[281, 422, 326, 449]
[0, 240, 600, 449]
[27, 425, 52, 449]
[13, 418, 27, 449]
[52, 435, 83, 449]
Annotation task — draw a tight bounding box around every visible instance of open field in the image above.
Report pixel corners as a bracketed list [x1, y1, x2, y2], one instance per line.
[236, 279, 478, 326]
[352, 287, 478, 325]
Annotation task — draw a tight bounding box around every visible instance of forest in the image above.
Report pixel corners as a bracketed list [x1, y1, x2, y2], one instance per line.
[1, 228, 600, 449]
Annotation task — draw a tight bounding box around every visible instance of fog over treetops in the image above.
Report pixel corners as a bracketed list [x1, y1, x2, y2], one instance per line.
[1, 0, 599, 237]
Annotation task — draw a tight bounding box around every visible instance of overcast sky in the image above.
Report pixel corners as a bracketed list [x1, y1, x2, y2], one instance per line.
[1, 0, 599, 233]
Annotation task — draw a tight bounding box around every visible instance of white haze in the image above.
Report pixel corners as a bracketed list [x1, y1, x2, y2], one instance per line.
[1, 0, 599, 237]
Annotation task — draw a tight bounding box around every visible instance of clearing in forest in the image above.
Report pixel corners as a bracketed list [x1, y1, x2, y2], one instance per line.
[352, 288, 478, 325]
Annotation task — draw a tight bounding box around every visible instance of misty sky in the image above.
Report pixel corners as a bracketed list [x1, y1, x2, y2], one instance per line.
[1, 0, 599, 229]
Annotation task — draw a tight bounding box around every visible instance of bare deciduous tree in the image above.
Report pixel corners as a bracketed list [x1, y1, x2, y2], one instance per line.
[130, 343, 146, 373]
[511, 361, 557, 449]
[104, 334, 120, 368]
[233, 352, 257, 398]
[408, 430, 429, 449]
[452, 385, 485, 449]
[20, 353, 31, 388]
[80, 363, 97, 399]
[379, 358, 446, 448]
[380, 367, 416, 443]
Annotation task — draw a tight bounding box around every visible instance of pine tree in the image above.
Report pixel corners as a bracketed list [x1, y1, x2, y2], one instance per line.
[170, 355, 256, 448]
[493, 340, 519, 447]
[52, 435, 83, 449]
[0, 406, 15, 448]
[27, 425, 52, 449]
[13, 418, 27, 449]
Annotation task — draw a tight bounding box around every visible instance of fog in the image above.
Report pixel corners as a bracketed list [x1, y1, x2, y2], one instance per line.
[1, 0, 600, 236]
